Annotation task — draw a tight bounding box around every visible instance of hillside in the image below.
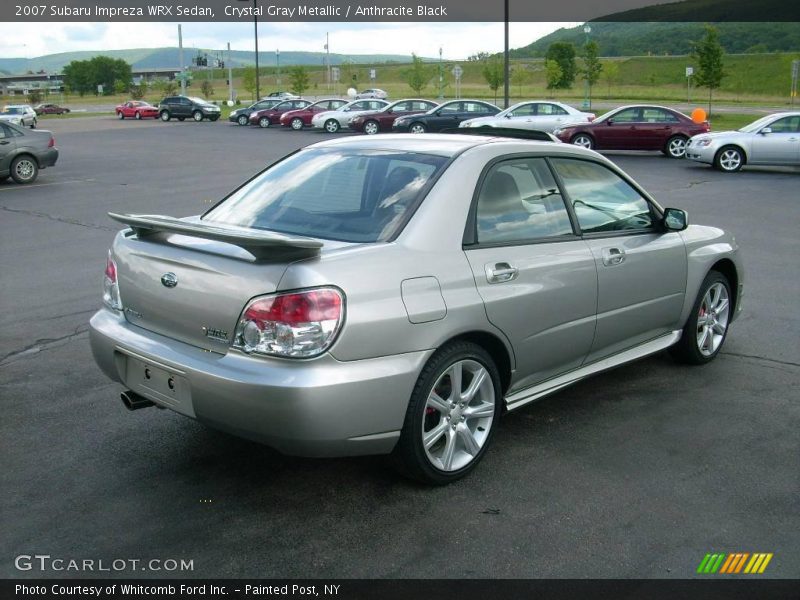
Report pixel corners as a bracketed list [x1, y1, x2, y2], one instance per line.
[511, 22, 800, 58]
[0, 47, 425, 75]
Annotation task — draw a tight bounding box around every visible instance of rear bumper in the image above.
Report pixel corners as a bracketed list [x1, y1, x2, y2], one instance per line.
[89, 308, 431, 457]
[38, 148, 58, 168]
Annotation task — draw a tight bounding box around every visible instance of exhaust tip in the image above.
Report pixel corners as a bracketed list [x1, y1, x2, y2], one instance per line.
[121, 390, 155, 411]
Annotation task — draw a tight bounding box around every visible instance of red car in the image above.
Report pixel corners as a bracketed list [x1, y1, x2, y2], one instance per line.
[554, 105, 710, 158]
[249, 99, 312, 128]
[33, 103, 70, 115]
[279, 98, 348, 130]
[349, 99, 439, 134]
[116, 101, 160, 120]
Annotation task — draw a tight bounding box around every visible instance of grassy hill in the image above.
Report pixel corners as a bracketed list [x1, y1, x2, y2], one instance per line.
[512, 22, 800, 58]
[0, 48, 427, 75]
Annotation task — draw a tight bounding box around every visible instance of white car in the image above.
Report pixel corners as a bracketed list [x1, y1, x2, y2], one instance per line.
[460, 101, 594, 133]
[263, 91, 299, 100]
[685, 112, 800, 172]
[355, 88, 388, 100]
[311, 99, 390, 133]
[0, 104, 37, 128]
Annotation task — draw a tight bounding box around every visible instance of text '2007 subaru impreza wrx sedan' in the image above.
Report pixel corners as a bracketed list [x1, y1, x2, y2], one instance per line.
[90, 133, 744, 484]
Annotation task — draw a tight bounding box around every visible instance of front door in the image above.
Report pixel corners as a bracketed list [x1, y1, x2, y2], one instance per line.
[749, 115, 800, 165]
[550, 157, 687, 363]
[464, 156, 598, 392]
[597, 107, 644, 150]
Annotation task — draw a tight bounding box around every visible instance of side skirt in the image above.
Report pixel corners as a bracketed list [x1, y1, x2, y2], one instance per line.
[505, 330, 682, 412]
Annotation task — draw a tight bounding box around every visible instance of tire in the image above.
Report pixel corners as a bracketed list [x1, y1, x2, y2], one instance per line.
[237, 114, 249, 126]
[160, 110, 170, 121]
[324, 119, 340, 133]
[192, 110, 204, 122]
[0, 175, 9, 183]
[259, 117, 271, 128]
[291, 117, 304, 130]
[364, 120, 380, 135]
[670, 271, 732, 365]
[117, 111, 125, 120]
[134, 112, 142, 120]
[714, 145, 745, 172]
[30, 118, 36, 129]
[392, 341, 502, 485]
[570, 133, 594, 149]
[409, 122, 426, 134]
[177, 117, 186, 122]
[210, 116, 219, 122]
[10, 155, 39, 184]
[665, 135, 688, 159]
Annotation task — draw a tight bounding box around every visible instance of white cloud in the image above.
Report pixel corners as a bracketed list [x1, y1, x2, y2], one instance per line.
[0, 22, 577, 60]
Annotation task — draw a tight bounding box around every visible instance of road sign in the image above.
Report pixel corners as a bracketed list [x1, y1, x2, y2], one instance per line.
[685, 66, 694, 78]
[452, 65, 463, 79]
[792, 60, 799, 77]
[369, 69, 376, 80]
[331, 67, 340, 82]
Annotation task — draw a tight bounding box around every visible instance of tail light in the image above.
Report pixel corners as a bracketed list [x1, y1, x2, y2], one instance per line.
[102, 251, 123, 310]
[233, 288, 344, 358]
[48, 136, 55, 148]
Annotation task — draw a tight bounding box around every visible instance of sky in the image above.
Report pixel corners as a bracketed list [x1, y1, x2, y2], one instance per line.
[0, 22, 579, 60]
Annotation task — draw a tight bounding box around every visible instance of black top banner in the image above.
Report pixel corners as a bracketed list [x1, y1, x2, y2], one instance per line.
[3, 0, 800, 22]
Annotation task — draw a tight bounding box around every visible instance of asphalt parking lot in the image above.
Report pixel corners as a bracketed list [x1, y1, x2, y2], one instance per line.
[1, 117, 798, 579]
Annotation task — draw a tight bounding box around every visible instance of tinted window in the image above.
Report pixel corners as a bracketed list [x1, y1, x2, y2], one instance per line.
[464, 102, 491, 113]
[609, 108, 640, 123]
[508, 104, 536, 117]
[204, 149, 447, 243]
[537, 103, 568, 116]
[551, 158, 654, 234]
[330, 100, 347, 109]
[392, 102, 410, 112]
[439, 103, 461, 114]
[642, 108, 678, 123]
[368, 101, 386, 110]
[476, 158, 573, 244]
[0, 124, 8, 139]
[769, 116, 800, 133]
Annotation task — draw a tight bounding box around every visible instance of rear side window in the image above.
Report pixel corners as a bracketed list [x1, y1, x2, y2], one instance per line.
[551, 158, 654, 233]
[537, 103, 568, 116]
[204, 149, 448, 243]
[476, 158, 574, 244]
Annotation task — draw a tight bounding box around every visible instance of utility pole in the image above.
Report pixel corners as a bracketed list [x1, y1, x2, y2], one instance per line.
[326, 32, 331, 93]
[227, 42, 233, 103]
[438, 47, 443, 100]
[254, 1, 260, 100]
[503, 0, 509, 109]
[276, 49, 281, 86]
[178, 24, 186, 95]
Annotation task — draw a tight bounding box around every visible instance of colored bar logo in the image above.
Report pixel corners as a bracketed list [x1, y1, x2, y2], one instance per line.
[697, 552, 773, 574]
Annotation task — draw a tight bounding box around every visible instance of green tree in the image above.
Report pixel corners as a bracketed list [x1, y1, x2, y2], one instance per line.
[482, 58, 505, 104]
[544, 59, 563, 95]
[62, 61, 94, 96]
[580, 40, 603, 108]
[241, 66, 257, 100]
[402, 54, 433, 95]
[201, 80, 214, 99]
[545, 42, 577, 89]
[62, 56, 131, 96]
[602, 61, 620, 99]
[129, 84, 145, 100]
[288, 66, 310, 96]
[510, 64, 531, 98]
[27, 90, 43, 105]
[154, 78, 178, 98]
[691, 24, 726, 116]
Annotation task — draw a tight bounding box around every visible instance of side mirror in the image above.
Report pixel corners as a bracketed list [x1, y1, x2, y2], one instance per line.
[435, 110, 442, 116]
[505, 113, 513, 119]
[760, 127, 772, 135]
[606, 119, 614, 125]
[663, 208, 688, 232]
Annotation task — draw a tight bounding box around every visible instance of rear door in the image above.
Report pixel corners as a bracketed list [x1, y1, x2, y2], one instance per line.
[639, 107, 678, 150]
[550, 157, 687, 362]
[535, 102, 571, 131]
[749, 115, 800, 165]
[0, 124, 17, 173]
[465, 156, 598, 391]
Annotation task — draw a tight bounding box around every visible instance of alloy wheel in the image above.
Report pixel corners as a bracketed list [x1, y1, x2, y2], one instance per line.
[667, 136, 687, 158]
[14, 158, 36, 182]
[364, 121, 379, 135]
[325, 119, 340, 133]
[696, 282, 730, 357]
[718, 149, 743, 172]
[291, 118, 304, 130]
[409, 123, 426, 134]
[572, 134, 593, 149]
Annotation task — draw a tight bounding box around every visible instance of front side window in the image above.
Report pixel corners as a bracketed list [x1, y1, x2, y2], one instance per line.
[508, 104, 536, 117]
[609, 108, 640, 123]
[475, 158, 574, 244]
[204, 149, 448, 243]
[391, 102, 410, 112]
[439, 103, 461, 114]
[768, 116, 800, 133]
[551, 158, 654, 234]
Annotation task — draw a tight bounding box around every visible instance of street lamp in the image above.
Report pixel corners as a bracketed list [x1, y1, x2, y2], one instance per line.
[276, 49, 281, 85]
[438, 47, 443, 100]
[582, 24, 592, 110]
[238, 0, 260, 100]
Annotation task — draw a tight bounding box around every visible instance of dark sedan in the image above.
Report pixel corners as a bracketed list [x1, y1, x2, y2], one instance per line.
[554, 105, 710, 158]
[278, 99, 348, 130]
[34, 104, 70, 115]
[228, 99, 281, 126]
[392, 100, 500, 133]
[250, 99, 312, 128]
[349, 99, 439, 134]
[0, 121, 58, 184]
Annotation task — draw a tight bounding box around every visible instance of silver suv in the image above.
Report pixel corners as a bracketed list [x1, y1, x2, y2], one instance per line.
[89, 134, 743, 484]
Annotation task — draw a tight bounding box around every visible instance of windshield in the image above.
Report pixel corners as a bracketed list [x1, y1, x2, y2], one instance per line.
[188, 97, 210, 104]
[1, 107, 23, 115]
[203, 148, 448, 243]
[739, 115, 777, 133]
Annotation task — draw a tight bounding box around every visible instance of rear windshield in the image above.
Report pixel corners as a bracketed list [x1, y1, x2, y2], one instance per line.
[203, 148, 448, 243]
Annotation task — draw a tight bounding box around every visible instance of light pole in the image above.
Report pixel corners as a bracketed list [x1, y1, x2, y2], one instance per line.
[582, 24, 591, 110]
[238, 0, 260, 100]
[503, 0, 510, 108]
[438, 47, 443, 100]
[276, 49, 281, 85]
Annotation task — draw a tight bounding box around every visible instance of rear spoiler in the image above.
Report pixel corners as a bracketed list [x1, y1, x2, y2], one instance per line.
[108, 213, 322, 259]
[441, 127, 559, 142]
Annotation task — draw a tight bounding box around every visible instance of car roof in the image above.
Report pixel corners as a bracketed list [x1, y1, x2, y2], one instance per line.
[306, 132, 598, 159]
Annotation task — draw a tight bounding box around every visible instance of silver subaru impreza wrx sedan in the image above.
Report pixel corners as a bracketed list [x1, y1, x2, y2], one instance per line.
[90, 133, 743, 484]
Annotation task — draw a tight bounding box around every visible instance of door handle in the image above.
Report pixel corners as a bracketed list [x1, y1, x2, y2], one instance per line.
[602, 247, 626, 266]
[486, 262, 519, 283]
